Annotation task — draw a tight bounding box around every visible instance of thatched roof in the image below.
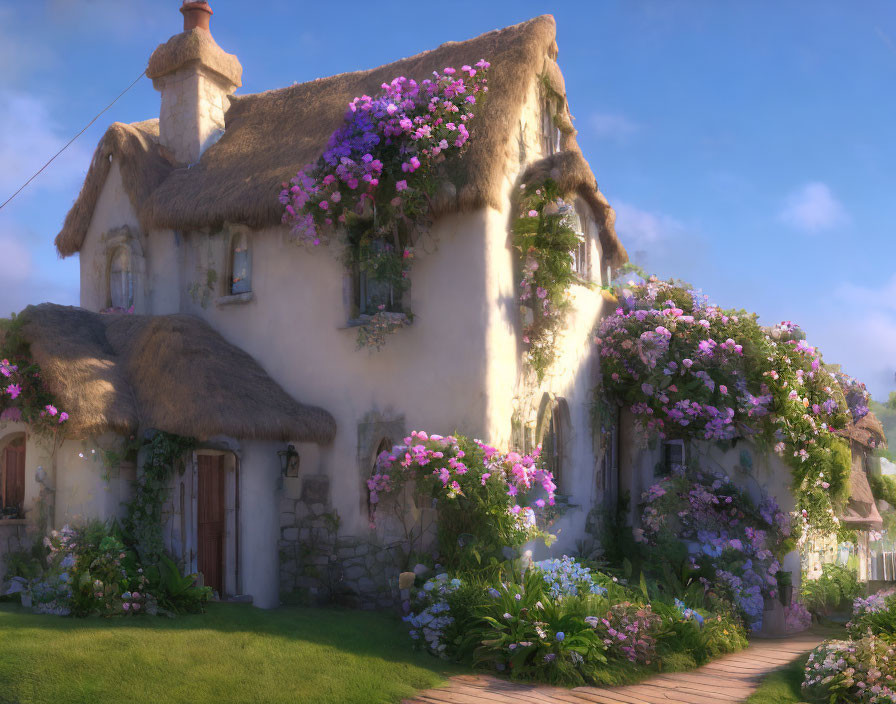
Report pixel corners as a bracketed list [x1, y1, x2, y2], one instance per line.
[14, 304, 336, 443]
[841, 467, 884, 531]
[841, 411, 888, 450]
[55, 120, 173, 257]
[55, 15, 626, 266]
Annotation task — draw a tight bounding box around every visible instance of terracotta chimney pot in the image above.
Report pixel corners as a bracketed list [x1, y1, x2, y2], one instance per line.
[181, 1, 213, 33]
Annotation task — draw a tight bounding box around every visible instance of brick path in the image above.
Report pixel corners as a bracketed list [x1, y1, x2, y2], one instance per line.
[404, 630, 823, 704]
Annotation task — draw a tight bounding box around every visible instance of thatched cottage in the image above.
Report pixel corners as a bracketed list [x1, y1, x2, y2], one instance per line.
[2, 5, 628, 607]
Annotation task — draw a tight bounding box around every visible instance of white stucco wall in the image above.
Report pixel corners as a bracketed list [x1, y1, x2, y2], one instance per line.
[239, 440, 281, 608]
[73, 65, 620, 572]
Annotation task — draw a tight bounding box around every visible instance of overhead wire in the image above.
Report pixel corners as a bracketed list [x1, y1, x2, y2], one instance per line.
[0, 68, 147, 213]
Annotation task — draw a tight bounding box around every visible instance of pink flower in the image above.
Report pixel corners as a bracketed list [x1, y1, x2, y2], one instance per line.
[123, 603, 130, 611]
[319, 200, 329, 210]
[396, 180, 408, 192]
[330, 191, 341, 203]
[528, 209, 538, 217]
[6, 383, 20, 399]
[58, 412, 69, 423]
[45, 404, 57, 417]
[481, 472, 491, 485]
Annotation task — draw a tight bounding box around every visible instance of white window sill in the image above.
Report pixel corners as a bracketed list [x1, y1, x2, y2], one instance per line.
[216, 292, 254, 307]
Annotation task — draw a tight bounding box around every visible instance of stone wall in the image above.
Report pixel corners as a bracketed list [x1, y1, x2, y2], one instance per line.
[278, 485, 404, 609]
[278, 473, 436, 609]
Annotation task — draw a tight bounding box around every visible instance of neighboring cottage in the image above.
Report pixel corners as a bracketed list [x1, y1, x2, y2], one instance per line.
[1, 4, 627, 606]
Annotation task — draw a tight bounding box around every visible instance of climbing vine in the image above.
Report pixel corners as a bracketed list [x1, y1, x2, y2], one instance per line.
[513, 179, 587, 380]
[280, 61, 490, 347]
[124, 431, 196, 563]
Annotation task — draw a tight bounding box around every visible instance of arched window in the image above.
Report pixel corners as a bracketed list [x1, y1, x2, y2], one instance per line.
[1, 436, 25, 519]
[537, 397, 571, 492]
[367, 437, 394, 520]
[109, 247, 134, 310]
[229, 232, 251, 295]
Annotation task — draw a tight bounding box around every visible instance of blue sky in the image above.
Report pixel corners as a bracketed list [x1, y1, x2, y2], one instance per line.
[1, 1, 894, 398]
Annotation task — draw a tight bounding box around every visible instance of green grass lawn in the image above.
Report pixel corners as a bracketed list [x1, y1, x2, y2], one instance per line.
[744, 654, 808, 704]
[0, 602, 460, 704]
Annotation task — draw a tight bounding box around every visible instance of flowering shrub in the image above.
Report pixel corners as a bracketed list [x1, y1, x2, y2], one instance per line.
[848, 588, 896, 639]
[803, 635, 896, 703]
[372, 432, 556, 571]
[404, 573, 463, 655]
[533, 555, 608, 598]
[280, 62, 489, 347]
[785, 601, 813, 632]
[592, 602, 662, 664]
[513, 180, 586, 379]
[0, 316, 69, 434]
[596, 276, 853, 535]
[637, 470, 789, 629]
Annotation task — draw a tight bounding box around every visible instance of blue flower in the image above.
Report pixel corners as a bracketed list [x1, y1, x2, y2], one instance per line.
[555, 632, 565, 641]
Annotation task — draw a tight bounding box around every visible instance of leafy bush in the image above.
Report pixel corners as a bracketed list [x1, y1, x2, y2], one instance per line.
[803, 635, 896, 703]
[848, 588, 896, 638]
[403, 556, 747, 686]
[801, 564, 861, 616]
[4, 521, 211, 617]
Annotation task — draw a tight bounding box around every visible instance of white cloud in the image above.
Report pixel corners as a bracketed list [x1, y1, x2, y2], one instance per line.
[0, 89, 91, 200]
[611, 201, 710, 281]
[799, 274, 896, 399]
[589, 111, 640, 141]
[778, 182, 848, 233]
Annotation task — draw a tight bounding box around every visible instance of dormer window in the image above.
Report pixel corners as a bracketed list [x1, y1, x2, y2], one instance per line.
[229, 232, 251, 295]
[109, 247, 134, 310]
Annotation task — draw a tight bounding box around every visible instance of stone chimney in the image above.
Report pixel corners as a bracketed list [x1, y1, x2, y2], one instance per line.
[146, 2, 242, 165]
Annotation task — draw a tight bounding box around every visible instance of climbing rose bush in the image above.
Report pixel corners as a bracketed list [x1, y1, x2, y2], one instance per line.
[280, 62, 489, 346]
[637, 470, 789, 630]
[803, 635, 896, 703]
[371, 432, 556, 570]
[595, 276, 853, 535]
[0, 357, 68, 433]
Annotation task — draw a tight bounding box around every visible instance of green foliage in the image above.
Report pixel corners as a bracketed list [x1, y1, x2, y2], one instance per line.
[513, 179, 588, 380]
[745, 655, 808, 704]
[124, 431, 196, 564]
[800, 564, 861, 616]
[143, 555, 213, 614]
[408, 558, 747, 688]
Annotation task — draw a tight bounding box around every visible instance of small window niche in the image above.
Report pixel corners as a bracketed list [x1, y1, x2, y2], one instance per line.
[659, 440, 686, 477]
[217, 226, 254, 307]
[108, 246, 135, 311]
[229, 231, 251, 295]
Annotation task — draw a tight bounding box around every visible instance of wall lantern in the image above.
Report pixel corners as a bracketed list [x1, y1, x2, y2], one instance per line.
[277, 444, 300, 477]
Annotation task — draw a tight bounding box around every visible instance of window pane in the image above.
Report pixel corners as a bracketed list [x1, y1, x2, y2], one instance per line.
[109, 248, 133, 309]
[231, 234, 251, 294]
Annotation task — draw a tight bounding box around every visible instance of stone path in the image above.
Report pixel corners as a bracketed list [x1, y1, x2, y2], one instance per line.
[404, 630, 823, 704]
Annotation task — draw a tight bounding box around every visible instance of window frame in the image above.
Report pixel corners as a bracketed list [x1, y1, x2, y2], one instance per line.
[1, 435, 26, 519]
[228, 231, 252, 296]
[108, 245, 135, 311]
[660, 439, 686, 477]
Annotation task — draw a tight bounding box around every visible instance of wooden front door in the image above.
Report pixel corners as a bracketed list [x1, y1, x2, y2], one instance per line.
[2, 439, 25, 516]
[197, 454, 226, 595]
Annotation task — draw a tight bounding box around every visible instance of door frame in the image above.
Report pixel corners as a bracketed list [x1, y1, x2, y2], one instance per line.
[175, 450, 239, 597]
